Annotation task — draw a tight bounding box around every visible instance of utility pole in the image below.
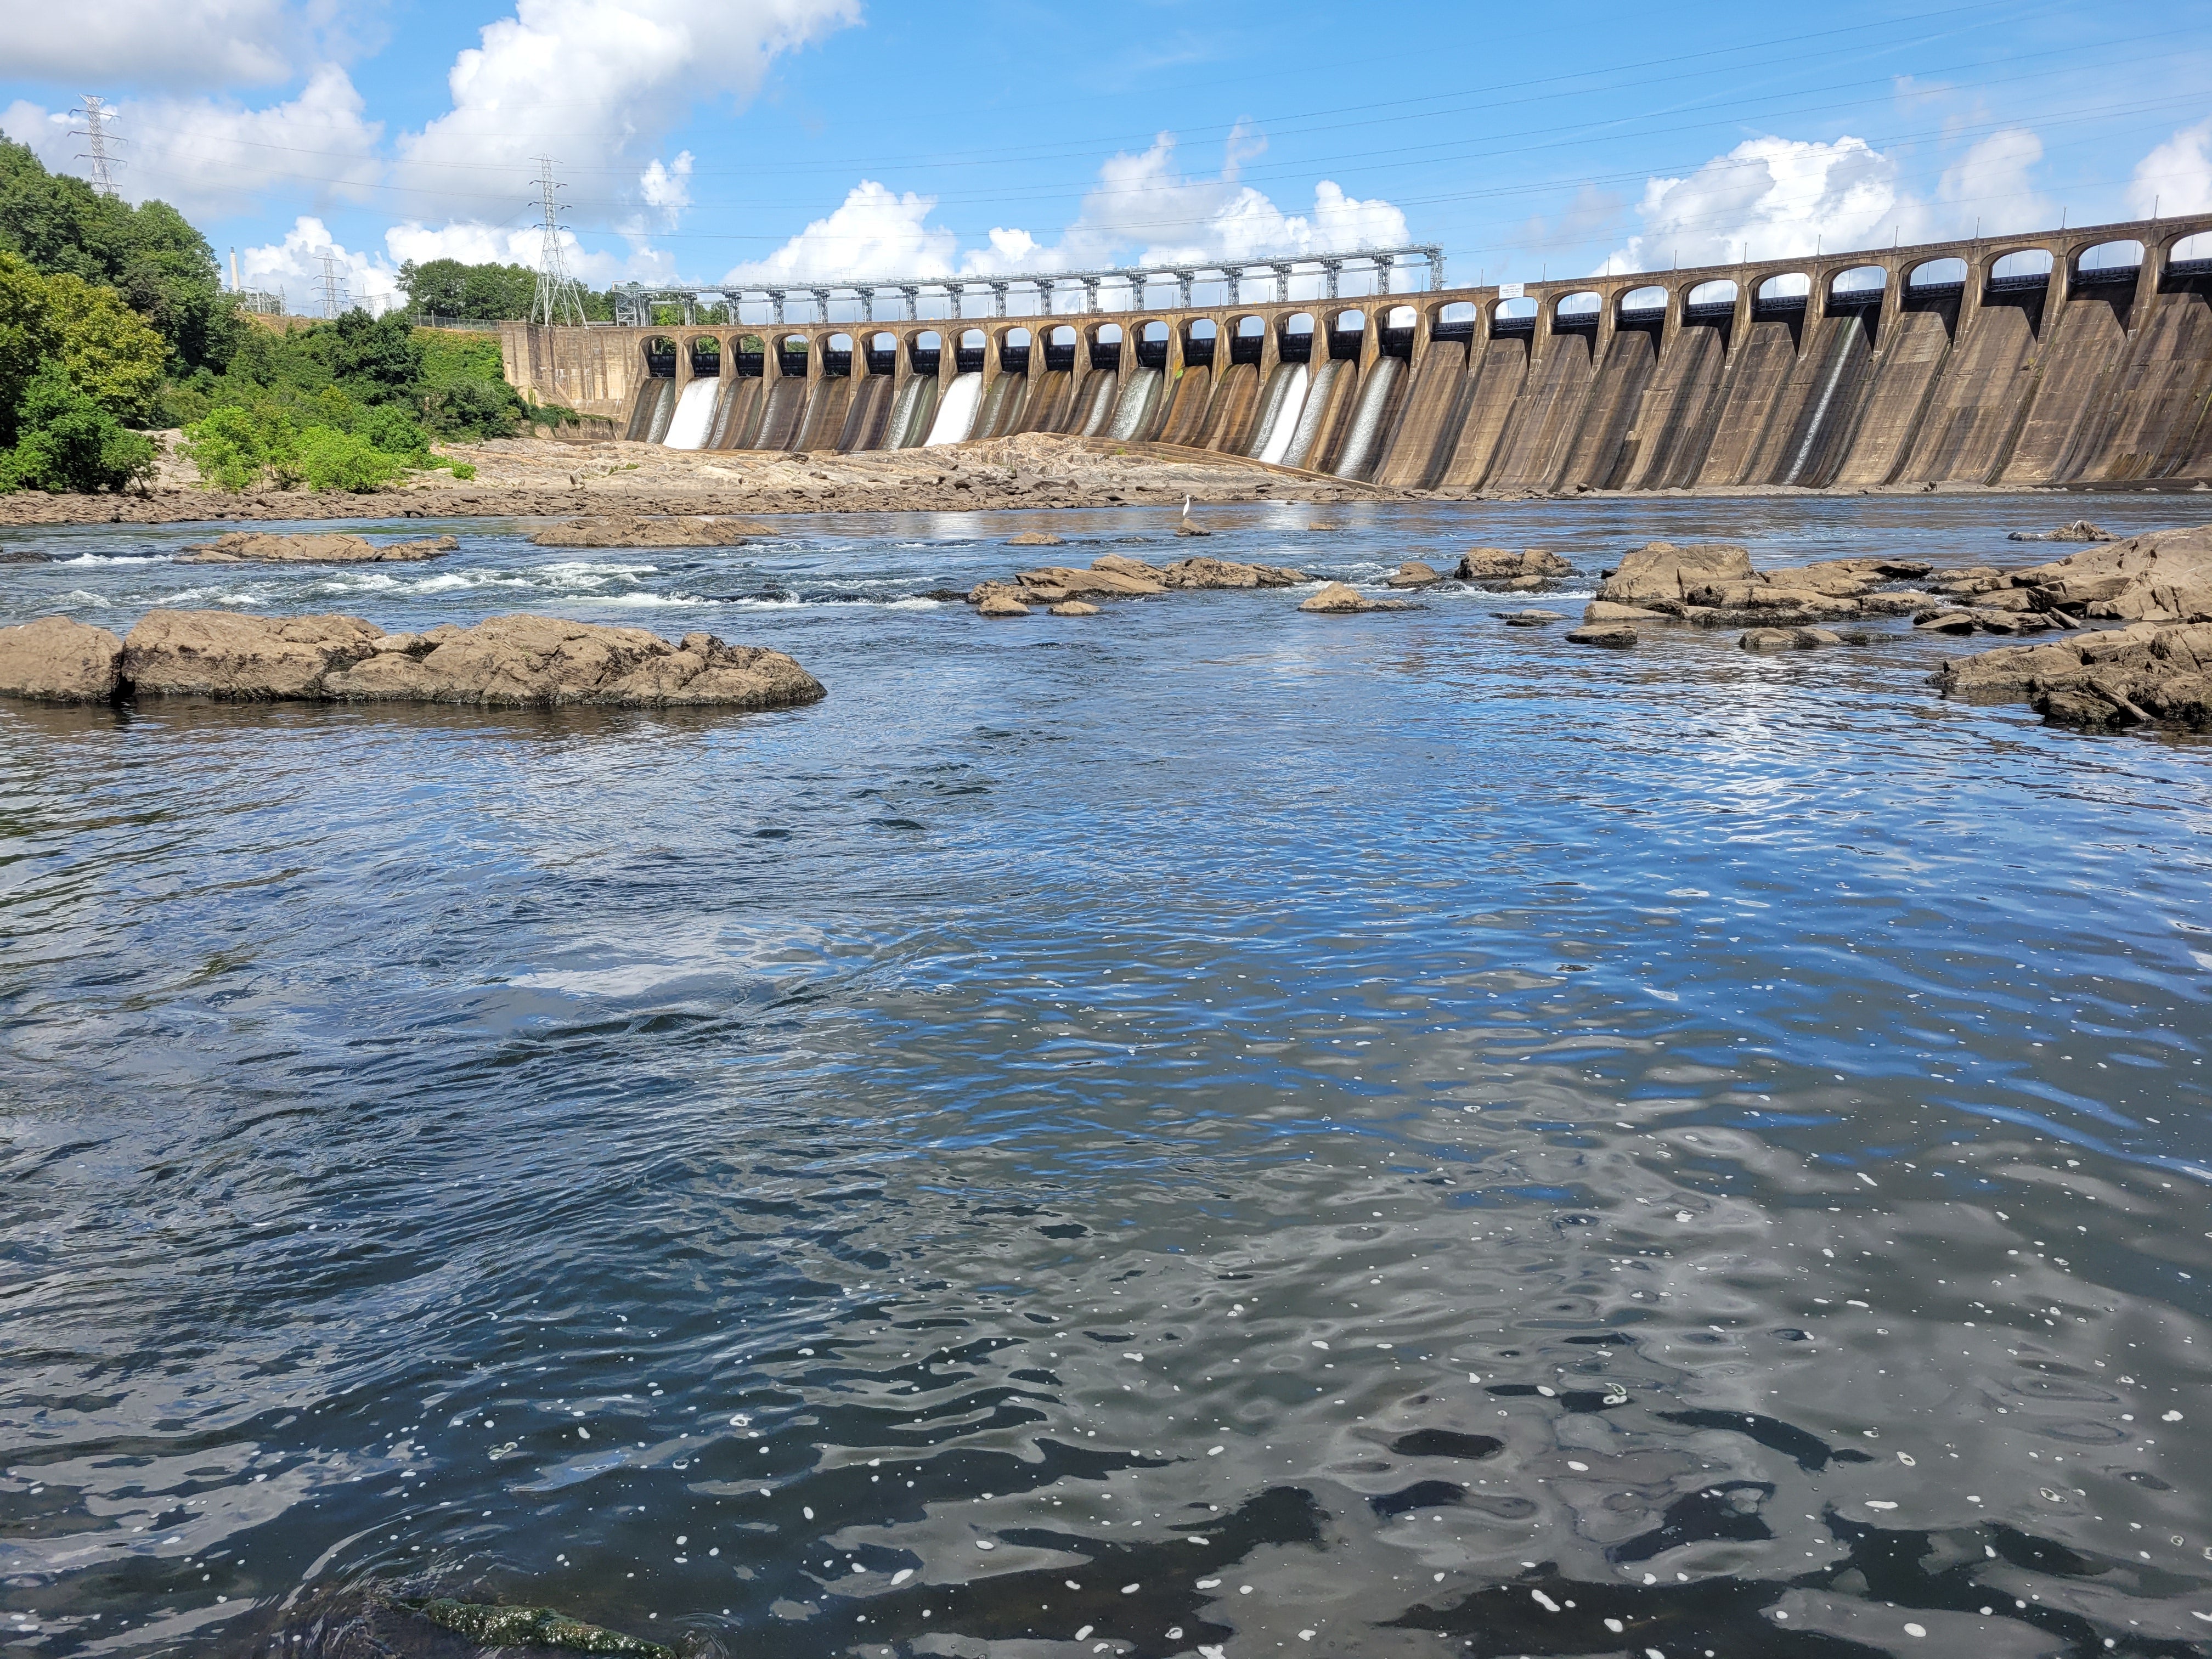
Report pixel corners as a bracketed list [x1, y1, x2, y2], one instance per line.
[531, 156, 587, 326]
[70, 95, 122, 198]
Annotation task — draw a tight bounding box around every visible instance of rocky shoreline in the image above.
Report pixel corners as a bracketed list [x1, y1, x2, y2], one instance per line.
[3, 430, 2199, 529]
[0, 612, 825, 711]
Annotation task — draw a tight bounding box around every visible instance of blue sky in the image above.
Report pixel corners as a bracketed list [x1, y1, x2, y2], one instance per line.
[4, 0, 2210, 314]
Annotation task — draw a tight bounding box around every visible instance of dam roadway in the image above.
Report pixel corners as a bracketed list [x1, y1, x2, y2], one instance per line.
[498, 213, 2212, 491]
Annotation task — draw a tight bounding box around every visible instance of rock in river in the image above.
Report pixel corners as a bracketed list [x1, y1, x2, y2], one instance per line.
[0, 615, 126, 701]
[2008, 519, 2115, 542]
[1300, 582, 1409, 614]
[1385, 560, 1444, 588]
[1, 611, 824, 710]
[1565, 623, 1638, 648]
[1006, 530, 1064, 546]
[1934, 619, 2212, 730]
[1457, 547, 1572, 582]
[529, 515, 768, 548]
[177, 532, 457, 565]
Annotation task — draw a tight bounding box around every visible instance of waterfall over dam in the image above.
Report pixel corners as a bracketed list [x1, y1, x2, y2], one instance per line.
[501, 213, 2212, 489]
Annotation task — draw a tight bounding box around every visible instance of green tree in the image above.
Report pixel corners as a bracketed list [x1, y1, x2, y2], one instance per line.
[44, 270, 168, 424]
[0, 134, 235, 374]
[2, 364, 155, 493]
[0, 253, 61, 445]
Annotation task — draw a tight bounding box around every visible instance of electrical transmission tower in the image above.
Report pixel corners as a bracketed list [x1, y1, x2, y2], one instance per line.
[70, 95, 122, 198]
[316, 250, 349, 319]
[531, 156, 587, 326]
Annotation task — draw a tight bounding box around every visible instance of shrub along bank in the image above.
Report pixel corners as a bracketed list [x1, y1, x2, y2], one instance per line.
[0, 132, 545, 495]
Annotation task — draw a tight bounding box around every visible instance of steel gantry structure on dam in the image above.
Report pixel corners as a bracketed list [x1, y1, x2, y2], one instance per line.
[610, 246, 1449, 328]
[504, 213, 2212, 490]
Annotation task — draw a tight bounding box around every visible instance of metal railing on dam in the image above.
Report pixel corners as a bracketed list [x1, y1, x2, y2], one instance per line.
[499, 214, 2212, 489]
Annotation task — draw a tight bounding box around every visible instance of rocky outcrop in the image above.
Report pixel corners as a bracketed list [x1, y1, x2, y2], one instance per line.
[1741, 626, 1847, 652]
[1985, 524, 2212, 623]
[0, 609, 825, 710]
[1596, 541, 1753, 606]
[0, 615, 126, 701]
[1584, 601, 1662, 623]
[1499, 609, 1565, 627]
[1006, 530, 1064, 546]
[1385, 560, 1443, 588]
[1597, 544, 1931, 625]
[1566, 623, 1637, 647]
[1299, 583, 1409, 614]
[528, 515, 766, 548]
[324, 616, 823, 708]
[124, 610, 387, 697]
[966, 552, 1302, 611]
[1049, 601, 1098, 616]
[0, 548, 54, 563]
[2008, 520, 2114, 542]
[1457, 547, 1572, 583]
[1173, 522, 1212, 538]
[177, 532, 457, 565]
[1933, 620, 2212, 730]
[977, 592, 1031, 617]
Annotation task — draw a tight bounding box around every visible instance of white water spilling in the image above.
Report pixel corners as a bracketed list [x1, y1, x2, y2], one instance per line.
[1278, 359, 1340, 469]
[641, 380, 678, 445]
[1107, 368, 1161, 441]
[1077, 371, 1120, 437]
[885, 377, 929, 449]
[1331, 356, 1404, 479]
[662, 379, 720, 450]
[923, 373, 984, 447]
[1256, 363, 1311, 466]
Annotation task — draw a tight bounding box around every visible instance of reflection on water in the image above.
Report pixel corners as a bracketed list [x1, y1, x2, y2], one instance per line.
[1, 496, 2208, 1658]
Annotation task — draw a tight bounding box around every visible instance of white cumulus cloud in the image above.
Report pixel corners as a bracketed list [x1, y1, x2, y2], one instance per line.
[2128, 116, 2212, 219]
[238, 215, 403, 314]
[0, 0, 299, 91]
[0, 66, 381, 219]
[719, 132, 1413, 303]
[1604, 127, 2055, 277]
[639, 151, 693, 218]
[390, 0, 860, 222]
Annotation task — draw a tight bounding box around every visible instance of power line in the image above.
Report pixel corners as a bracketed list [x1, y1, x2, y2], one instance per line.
[70, 95, 122, 199]
[531, 156, 588, 326]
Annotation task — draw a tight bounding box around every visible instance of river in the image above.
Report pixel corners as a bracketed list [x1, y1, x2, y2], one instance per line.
[1, 495, 2208, 1658]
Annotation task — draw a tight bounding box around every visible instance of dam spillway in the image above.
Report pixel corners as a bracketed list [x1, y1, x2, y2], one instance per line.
[501, 213, 2212, 489]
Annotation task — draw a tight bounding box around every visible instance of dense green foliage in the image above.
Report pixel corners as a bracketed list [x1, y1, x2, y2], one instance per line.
[397, 256, 618, 323]
[0, 363, 156, 493]
[0, 133, 236, 376]
[0, 134, 524, 492]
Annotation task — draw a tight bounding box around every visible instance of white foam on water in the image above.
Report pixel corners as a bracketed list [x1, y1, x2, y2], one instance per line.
[58, 589, 111, 607]
[60, 553, 168, 566]
[662, 379, 721, 451]
[923, 373, 984, 447]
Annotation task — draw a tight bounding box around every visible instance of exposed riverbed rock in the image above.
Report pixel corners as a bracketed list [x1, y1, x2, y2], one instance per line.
[0, 615, 126, 701]
[1385, 560, 1444, 588]
[2008, 519, 2115, 542]
[968, 553, 1301, 610]
[1990, 523, 2212, 622]
[1049, 601, 1098, 617]
[177, 532, 457, 565]
[323, 616, 823, 708]
[1299, 583, 1409, 614]
[976, 591, 1031, 618]
[528, 515, 766, 548]
[1934, 620, 2212, 730]
[1499, 609, 1565, 627]
[0, 548, 54, 563]
[5, 609, 827, 709]
[1457, 547, 1573, 582]
[1741, 625, 1847, 652]
[1584, 601, 1663, 623]
[1596, 541, 1753, 606]
[1566, 622, 1638, 648]
[1006, 531, 1064, 546]
[124, 610, 387, 697]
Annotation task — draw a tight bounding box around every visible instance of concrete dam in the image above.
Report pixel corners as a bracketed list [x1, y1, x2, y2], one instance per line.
[497, 213, 2212, 490]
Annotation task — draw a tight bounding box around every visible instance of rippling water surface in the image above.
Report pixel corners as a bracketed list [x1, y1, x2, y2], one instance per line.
[3, 496, 2210, 1659]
